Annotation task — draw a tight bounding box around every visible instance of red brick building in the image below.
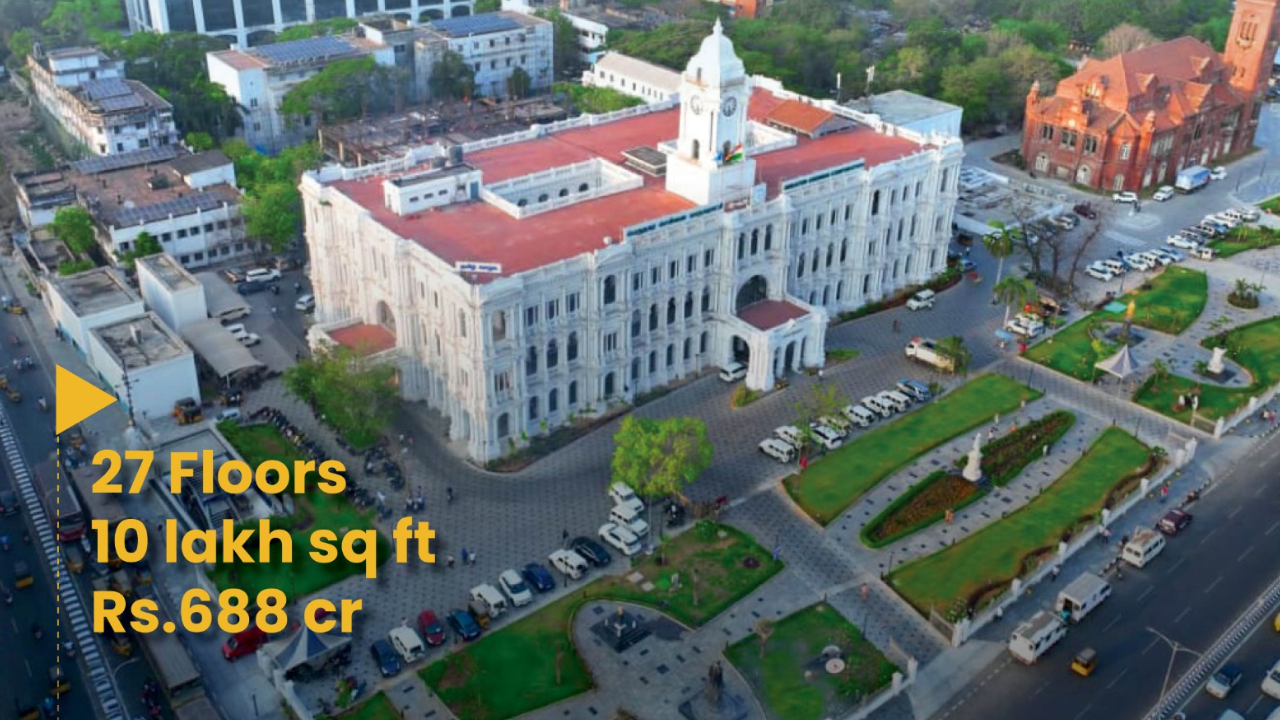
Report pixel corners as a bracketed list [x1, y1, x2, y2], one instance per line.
[1021, 0, 1280, 192]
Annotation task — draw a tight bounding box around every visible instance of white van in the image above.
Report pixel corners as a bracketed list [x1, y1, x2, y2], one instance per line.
[1190, 246, 1217, 260]
[469, 584, 509, 618]
[295, 294, 316, 312]
[818, 414, 851, 436]
[549, 549, 588, 579]
[608, 482, 644, 512]
[905, 289, 936, 311]
[609, 502, 649, 537]
[1055, 572, 1112, 624]
[878, 390, 912, 412]
[759, 438, 795, 463]
[1008, 610, 1068, 664]
[809, 425, 843, 451]
[388, 626, 426, 664]
[719, 362, 747, 382]
[1100, 259, 1126, 276]
[842, 404, 876, 428]
[774, 425, 805, 448]
[861, 396, 894, 418]
[1121, 528, 1167, 568]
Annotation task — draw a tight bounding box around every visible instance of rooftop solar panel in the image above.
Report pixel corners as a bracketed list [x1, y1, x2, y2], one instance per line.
[97, 94, 147, 112]
[71, 146, 180, 175]
[112, 192, 228, 228]
[81, 77, 132, 100]
[251, 35, 355, 65]
[431, 14, 521, 36]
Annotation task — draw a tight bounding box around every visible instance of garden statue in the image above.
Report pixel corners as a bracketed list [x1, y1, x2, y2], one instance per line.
[963, 433, 983, 482]
[1207, 346, 1226, 375]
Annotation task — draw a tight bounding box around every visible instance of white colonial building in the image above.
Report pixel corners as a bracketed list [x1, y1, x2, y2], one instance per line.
[29, 47, 178, 157]
[583, 52, 680, 104]
[301, 21, 963, 463]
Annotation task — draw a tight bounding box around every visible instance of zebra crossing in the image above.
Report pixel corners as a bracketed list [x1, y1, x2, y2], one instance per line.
[0, 417, 125, 720]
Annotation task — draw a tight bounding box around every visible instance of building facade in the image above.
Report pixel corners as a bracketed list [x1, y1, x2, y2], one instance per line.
[1022, 0, 1280, 192]
[29, 47, 178, 157]
[416, 13, 553, 100]
[87, 312, 200, 420]
[583, 52, 681, 104]
[126, 0, 476, 48]
[502, 0, 609, 64]
[302, 21, 963, 463]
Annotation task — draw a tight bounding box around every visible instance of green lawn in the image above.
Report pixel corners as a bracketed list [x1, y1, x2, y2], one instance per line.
[1027, 267, 1208, 381]
[1211, 224, 1280, 258]
[207, 422, 390, 598]
[888, 428, 1152, 620]
[421, 522, 782, 720]
[726, 604, 897, 720]
[783, 374, 1041, 525]
[318, 692, 399, 720]
[1135, 315, 1280, 422]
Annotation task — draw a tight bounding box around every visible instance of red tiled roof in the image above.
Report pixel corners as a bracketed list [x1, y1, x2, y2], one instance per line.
[764, 100, 835, 136]
[330, 87, 925, 281]
[738, 300, 810, 330]
[329, 324, 397, 355]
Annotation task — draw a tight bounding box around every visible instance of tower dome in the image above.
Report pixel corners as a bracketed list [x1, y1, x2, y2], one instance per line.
[684, 19, 746, 88]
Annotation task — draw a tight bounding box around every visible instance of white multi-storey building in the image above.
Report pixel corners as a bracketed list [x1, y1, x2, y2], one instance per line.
[207, 34, 395, 154]
[302, 21, 963, 463]
[126, 0, 476, 48]
[416, 13, 553, 99]
[29, 47, 178, 157]
[501, 0, 608, 64]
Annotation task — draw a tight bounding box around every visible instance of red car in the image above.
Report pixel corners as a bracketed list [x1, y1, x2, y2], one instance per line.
[418, 610, 447, 647]
[223, 619, 300, 660]
[1073, 203, 1098, 220]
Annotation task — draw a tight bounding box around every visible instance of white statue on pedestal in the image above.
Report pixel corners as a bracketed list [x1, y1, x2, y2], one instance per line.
[1207, 346, 1226, 375]
[963, 433, 983, 482]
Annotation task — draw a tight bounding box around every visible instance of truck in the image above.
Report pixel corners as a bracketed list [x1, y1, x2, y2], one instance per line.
[1055, 572, 1112, 624]
[1008, 610, 1068, 664]
[1175, 165, 1211, 193]
[904, 338, 956, 372]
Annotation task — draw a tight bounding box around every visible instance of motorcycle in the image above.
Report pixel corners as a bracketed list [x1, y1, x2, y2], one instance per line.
[37, 397, 47, 412]
[1, 535, 8, 552]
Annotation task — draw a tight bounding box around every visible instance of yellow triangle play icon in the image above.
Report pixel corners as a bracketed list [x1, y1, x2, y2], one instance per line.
[56, 365, 117, 435]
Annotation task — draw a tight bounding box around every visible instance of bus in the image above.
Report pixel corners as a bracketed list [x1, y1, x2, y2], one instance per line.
[33, 468, 86, 542]
[137, 599, 204, 707]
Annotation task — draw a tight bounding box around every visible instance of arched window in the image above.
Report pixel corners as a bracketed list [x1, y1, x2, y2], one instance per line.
[549, 388, 559, 412]
[517, 198, 528, 207]
[528, 396, 539, 420]
[578, 182, 589, 192]
[568, 380, 578, 405]
[700, 331, 709, 354]
[822, 286, 830, 305]
[812, 252, 819, 273]
[837, 280, 845, 300]
[840, 239, 848, 262]
[701, 287, 711, 313]
[797, 254, 806, 278]
[631, 310, 641, 338]
[692, 139, 700, 160]
[750, 229, 759, 255]
[546, 339, 558, 368]
[666, 344, 675, 366]
[872, 190, 881, 215]
[649, 351, 657, 373]
[604, 372, 616, 396]
[684, 292, 694, 318]
[649, 304, 658, 331]
[567, 332, 579, 361]
[737, 233, 745, 259]
[538, 193, 549, 202]
[603, 276, 617, 304]
[826, 244, 834, 267]
[667, 299, 677, 325]
[764, 224, 772, 250]
[631, 358, 641, 381]
[683, 338, 691, 359]
[525, 346, 537, 375]
[497, 413, 510, 438]
[558, 188, 569, 197]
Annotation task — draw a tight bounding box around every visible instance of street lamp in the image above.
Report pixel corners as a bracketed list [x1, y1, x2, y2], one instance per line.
[1146, 626, 1201, 712]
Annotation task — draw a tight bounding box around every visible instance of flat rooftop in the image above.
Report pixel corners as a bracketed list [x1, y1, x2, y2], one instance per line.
[91, 312, 191, 370]
[137, 253, 199, 292]
[69, 159, 240, 229]
[210, 34, 385, 72]
[53, 267, 142, 315]
[151, 426, 237, 479]
[849, 90, 961, 127]
[329, 87, 925, 280]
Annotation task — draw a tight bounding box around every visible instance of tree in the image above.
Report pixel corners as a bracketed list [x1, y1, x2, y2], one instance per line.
[430, 50, 476, 101]
[52, 207, 97, 255]
[1098, 23, 1160, 58]
[507, 66, 532, 99]
[185, 132, 215, 152]
[242, 182, 301, 253]
[982, 223, 1018, 285]
[281, 56, 401, 126]
[282, 345, 398, 448]
[936, 336, 972, 376]
[555, 83, 644, 114]
[611, 416, 714, 509]
[57, 259, 95, 275]
[118, 231, 163, 269]
[792, 381, 849, 462]
[474, 0, 500, 11]
[275, 18, 358, 42]
[992, 275, 1039, 327]
[109, 33, 243, 141]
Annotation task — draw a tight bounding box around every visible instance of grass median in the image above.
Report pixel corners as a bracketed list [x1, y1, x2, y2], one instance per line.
[888, 428, 1153, 620]
[420, 521, 782, 720]
[207, 421, 390, 599]
[783, 374, 1041, 525]
[726, 603, 897, 720]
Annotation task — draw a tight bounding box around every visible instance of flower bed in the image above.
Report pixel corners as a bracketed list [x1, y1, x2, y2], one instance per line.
[979, 410, 1076, 487]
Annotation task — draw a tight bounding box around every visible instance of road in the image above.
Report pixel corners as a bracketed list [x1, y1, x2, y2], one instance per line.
[930, 430, 1280, 720]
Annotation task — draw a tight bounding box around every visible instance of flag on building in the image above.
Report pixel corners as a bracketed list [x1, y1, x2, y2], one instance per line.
[724, 143, 744, 165]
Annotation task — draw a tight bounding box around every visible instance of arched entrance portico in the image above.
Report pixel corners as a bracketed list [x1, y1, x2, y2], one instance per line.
[736, 275, 768, 312]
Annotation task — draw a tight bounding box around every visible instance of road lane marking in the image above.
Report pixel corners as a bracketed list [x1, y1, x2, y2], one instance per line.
[1248, 693, 1265, 715]
[1201, 527, 1220, 544]
[1240, 545, 1256, 562]
[1106, 667, 1130, 690]
[1139, 586, 1155, 602]
[1229, 506, 1243, 519]
[1071, 704, 1094, 720]
[1257, 485, 1268, 497]
[1174, 606, 1191, 623]
[1031, 681, 1050, 698]
[1204, 576, 1224, 594]
[1143, 636, 1161, 655]
[1103, 614, 1123, 632]
[1267, 521, 1280, 536]
[1168, 557, 1187, 574]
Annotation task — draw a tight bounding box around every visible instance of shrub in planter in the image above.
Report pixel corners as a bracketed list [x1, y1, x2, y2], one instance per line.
[981, 410, 1077, 486]
[861, 471, 983, 548]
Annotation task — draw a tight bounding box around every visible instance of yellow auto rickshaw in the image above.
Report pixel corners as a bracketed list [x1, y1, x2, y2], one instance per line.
[48, 666, 69, 696]
[110, 568, 133, 596]
[8, 303, 27, 315]
[1071, 647, 1097, 677]
[0, 373, 8, 390]
[64, 545, 84, 575]
[7, 387, 21, 404]
[1274, 610, 1280, 633]
[105, 626, 132, 657]
[14, 560, 33, 588]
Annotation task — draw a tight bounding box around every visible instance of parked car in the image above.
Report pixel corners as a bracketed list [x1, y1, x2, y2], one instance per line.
[1112, 191, 1139, 204]
[1073, 203, 1099, 219]
[498, 569, 535, 606]
[759, 438, 796, 463]
[569, 537, 612, 567]
[1140, 250, 1171, 267]
[897, 379, 932, 401]
[808, 424, 843, 451]
[245, 268, 282, 283]
[295, 294, 315, 312]
[905, 288, 936, 310]
[222, 267, 246, 283]
[1085, 263, 1115, 282]
[598, 523, 642, 556]
[1210, 166, 1228, 180]
[237, 332, 261, 347]
[1121, 253, 1153, 271]
[1261, 658, 1280, 699]
[960, 259, 977, 273]
[446, 609, 482, 642]
[370, 638, 403, 677]
[1166, 234, 1201, 250]
[1050, 214, 1079, 230]
[1158, 509, 1193, 536]
[520, 562, 556, 593]
[237, 282, 267, 295]
[1206, 663, 1243, 698]
[0, 489, 18, 515]
[416, 610, 447, 647]
[719, 362, 747, 382]
[1150, 248, 1182, 264]
[1153, 186, 1175, 202]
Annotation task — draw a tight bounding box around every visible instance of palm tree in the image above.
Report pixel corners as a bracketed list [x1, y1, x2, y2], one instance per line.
[983, 223, 1018, 284]
[937, 335, 972, 376]
[992, 275, 1040, 327]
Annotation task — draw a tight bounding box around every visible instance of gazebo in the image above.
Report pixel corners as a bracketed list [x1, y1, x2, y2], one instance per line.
[1094, 344, 1140, 380]
[261, 622, 352, 675]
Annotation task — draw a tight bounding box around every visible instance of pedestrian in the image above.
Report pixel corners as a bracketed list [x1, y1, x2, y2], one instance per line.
[817, 368, 824, 380]
[271, 306, 278, 315]
[469, 551, 478, 566]
[447, 555, 455, 568]
[1043, 443, 1050, 457]
[461, 548, 469, 565]
[892, 319, 900, 333]
[1051, 565, 1060, 581]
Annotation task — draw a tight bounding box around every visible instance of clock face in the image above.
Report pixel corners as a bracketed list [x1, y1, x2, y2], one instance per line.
[690, 95, 704, 115]
[723, 97, 738, 117]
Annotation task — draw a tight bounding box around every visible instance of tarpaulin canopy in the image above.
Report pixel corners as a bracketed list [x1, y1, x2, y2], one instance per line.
[1095, 344, 1140, 379]
[263, 623, 352, 673]
[180, 318, 264, 380]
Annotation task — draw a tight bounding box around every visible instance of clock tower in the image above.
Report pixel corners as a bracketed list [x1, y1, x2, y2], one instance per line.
[666, 19, 756, 206]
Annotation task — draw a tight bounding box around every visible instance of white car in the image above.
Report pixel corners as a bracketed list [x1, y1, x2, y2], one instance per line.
[1086, 264, 1115, 282]
[1151, 248, 1182, 263]
[1237, 207, 1260, 221]
[608, 482, 644, 511]
[244, 268, 282, 283]
[237, 332, 262, 347]
[1112, 191, 1139, 204]
[498, 569, 534, 607]
[817, 415, 851, 436]
[598, 523, 642, 556]
[1152, 186, 1175, 201]
[719, 361, 747, 382]
[808, 424, 843, 451]
[1262, 659, 1280, 700]
[758, 438, 796, 463]
[1140, 250, 1171, 266]
[1122, 254, 1153, 271]
[1210, 166, 1228, 180]
[1050, 214, 1079, 230]
[1166, 234, 1201, 250]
